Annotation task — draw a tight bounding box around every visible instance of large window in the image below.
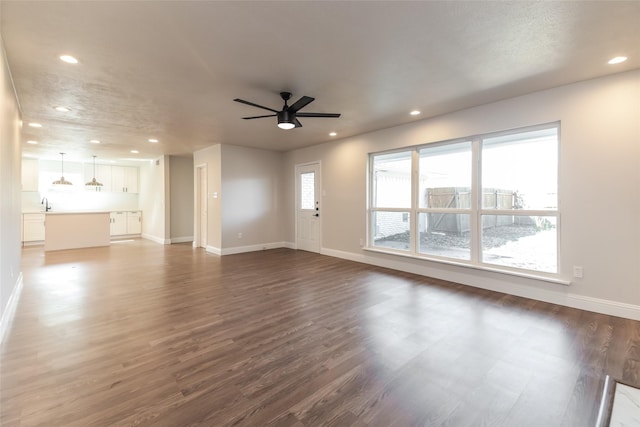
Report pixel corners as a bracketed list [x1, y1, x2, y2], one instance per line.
[371, 151, 412, 251]
[368, 123, 559, 275]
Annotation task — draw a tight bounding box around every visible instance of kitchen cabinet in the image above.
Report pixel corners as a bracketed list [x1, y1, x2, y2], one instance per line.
[126, 211, 142, 234]
[45, 212, 110, 252]
[111, 166, 138, 193]
[110, 211, 142, 236]
[21, 158, 39, 192]
[110, 212, 127, 235]
[84, 163, 112, 191]
[23, 213, 45, 242]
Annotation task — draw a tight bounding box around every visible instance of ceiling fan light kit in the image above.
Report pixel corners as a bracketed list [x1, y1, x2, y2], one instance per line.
[234, 91, 340, 130]
[277, 110, 296, 130]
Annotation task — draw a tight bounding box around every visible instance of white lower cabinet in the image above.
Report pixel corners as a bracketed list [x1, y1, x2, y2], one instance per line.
[110, 212, 127, 236]
[126, 211, 142, 234]
[23, 213, 45, 242]
[110, 211, 142, 236]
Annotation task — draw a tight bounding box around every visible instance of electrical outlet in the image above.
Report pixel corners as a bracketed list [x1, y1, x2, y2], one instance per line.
[573, 266, 583, 278]
[359, 238, 364, 247]
[237, 232, 243, 239]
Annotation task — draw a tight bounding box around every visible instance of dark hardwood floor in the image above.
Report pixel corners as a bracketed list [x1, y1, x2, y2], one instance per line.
[2, 239, 639, 426]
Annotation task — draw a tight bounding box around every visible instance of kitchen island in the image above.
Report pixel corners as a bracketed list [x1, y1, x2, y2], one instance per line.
[44, 211, 110, 252]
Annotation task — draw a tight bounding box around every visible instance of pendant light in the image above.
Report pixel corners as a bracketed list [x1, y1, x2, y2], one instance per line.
[85, 155, 103, 187]
[52, 152, 73, 185]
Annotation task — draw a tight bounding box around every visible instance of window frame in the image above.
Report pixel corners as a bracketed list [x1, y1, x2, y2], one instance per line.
[367, 122, 561, 278]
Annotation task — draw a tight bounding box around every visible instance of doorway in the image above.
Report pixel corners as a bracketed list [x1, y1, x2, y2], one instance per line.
[195, 164, 207, 248]
[295, 162, 321, 253]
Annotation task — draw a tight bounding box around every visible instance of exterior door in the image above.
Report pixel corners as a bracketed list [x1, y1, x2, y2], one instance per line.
[296, 162, 321, 253]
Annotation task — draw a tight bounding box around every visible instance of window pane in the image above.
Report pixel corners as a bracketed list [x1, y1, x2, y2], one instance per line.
[372, 211, 410, 251]
[418, 213, 470, 260]
[482, 127, 558, 210]
[481, 215, 557, 273]
[372, 151, 412, 208]
[300, 172, 315, 210]
[419, 142, 472, 208]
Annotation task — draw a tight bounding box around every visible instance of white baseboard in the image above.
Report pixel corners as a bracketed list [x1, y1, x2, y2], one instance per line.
[283, 241, 296, 250]
[221, 241, 289, 256]
[142, 234, 171, 245]
[206, 245, 221, 256]
[1, 273, 23, 344]
[170, 236, 193, 244]
[320, 247, 640, 321]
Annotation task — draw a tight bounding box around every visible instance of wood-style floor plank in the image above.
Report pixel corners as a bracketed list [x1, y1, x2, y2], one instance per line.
[2, 239, 639, 426]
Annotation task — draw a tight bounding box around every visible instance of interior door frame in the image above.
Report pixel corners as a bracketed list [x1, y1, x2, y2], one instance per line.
[194, 163, 207, 248]
[294, 161, 322, 252]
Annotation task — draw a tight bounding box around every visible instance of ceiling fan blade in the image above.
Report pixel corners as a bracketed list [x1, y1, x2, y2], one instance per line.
[288, 96, 315, 113]
[242, 114, 277, 120]
[294, 118, 303, 128]
[296, 112, 341, 118]
[233, 98, 279, 113]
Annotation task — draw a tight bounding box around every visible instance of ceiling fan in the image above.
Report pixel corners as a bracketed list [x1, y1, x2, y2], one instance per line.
[233, 92, 341, 130]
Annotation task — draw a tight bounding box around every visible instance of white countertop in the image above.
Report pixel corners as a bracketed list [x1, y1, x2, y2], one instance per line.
[44, 211, 111, 215]
[23, 210, 139, 215]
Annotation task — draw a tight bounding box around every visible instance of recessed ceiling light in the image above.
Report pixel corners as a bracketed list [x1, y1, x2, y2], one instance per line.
[329, 132, 337, 137]
[130, 150, 139, 154]
[410, 110, 421, 116]
[26, 140, 38, 145]
[148, 138, 158, 143]
[28, 122, 42, 128]
[89, 139, 100, 144]
[608, 56, 628, 65]
[54, 106, 71, 112]
[59, 55, 78, 64]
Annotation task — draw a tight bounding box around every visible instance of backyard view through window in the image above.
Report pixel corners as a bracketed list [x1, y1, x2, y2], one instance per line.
[369, 124, 559, 274]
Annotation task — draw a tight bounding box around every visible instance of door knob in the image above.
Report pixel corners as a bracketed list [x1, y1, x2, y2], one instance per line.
[313, 213, 319, 217]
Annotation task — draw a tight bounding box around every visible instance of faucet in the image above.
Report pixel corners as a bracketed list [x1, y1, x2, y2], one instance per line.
[41, 197, 51, 212]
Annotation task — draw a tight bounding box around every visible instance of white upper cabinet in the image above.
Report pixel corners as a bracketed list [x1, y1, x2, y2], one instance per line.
[111, 166, 138, 193]
[21, 158, 39, 192]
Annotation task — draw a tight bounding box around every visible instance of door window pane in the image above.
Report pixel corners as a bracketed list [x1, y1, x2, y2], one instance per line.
[482, 128, 558, 210]
[372, 211, 410, 251]
[419, 142, 472, 208]
[481, 215, 557, 273]
[372, 151, 412, 208]
[418, 213, 470, 260]
[300, 172, 315, 210]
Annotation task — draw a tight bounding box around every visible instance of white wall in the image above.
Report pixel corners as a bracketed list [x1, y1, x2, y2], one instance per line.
[0, 37, 23, 337]
[283, 70, 640, 319]
[139, 156, 170, 244]
[169, 155, 194, 242]
[220, 145, 284, 251]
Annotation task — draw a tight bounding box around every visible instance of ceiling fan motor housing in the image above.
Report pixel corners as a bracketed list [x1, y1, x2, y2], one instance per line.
[278, 110, 294, 124]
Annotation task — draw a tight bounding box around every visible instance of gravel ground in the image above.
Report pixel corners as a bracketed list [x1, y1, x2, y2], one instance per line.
[376, 225, 539, 250]
[375, 225, 556, 272]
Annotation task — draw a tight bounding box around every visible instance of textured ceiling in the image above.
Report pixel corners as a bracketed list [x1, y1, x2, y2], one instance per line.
[2, 1, 639, 163]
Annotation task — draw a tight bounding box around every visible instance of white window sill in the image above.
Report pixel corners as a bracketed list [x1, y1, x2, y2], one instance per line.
[363, 247, 571, 286]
